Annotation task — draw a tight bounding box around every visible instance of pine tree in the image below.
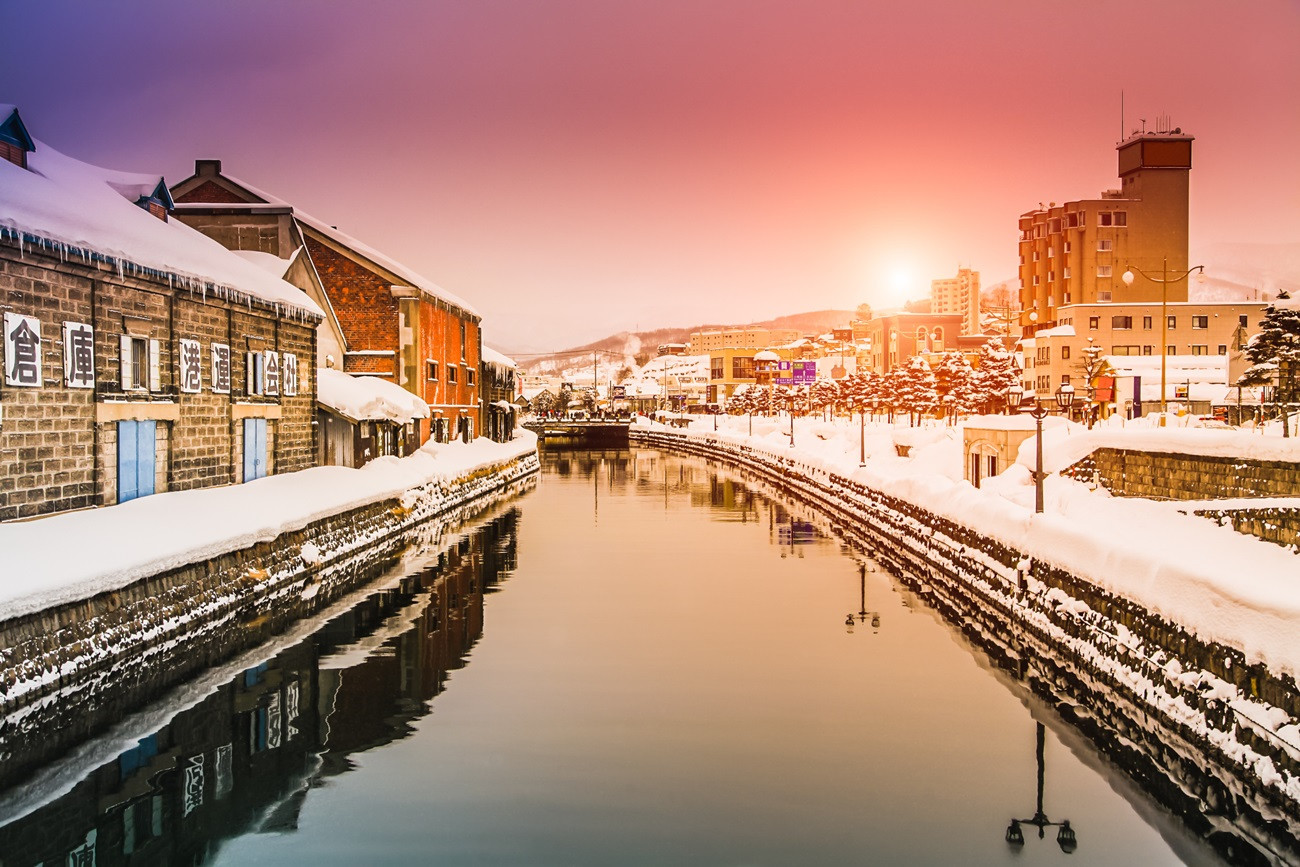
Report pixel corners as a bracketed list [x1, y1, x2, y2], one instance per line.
[974, 339, 1018, 414]
[933, 351, 974, 424]
[532, 390, 556, 416]
[1237, 303, 1300, 436]
[896, 357, 938, 426]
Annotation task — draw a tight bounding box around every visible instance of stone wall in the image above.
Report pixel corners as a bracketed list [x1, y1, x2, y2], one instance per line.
[1065, 447, 1300, 500]
[1190, 505, 1300, 552]
[0, 448, 539, 789]
[632, 428, 1300, 859]
[0, 237, 320, 520]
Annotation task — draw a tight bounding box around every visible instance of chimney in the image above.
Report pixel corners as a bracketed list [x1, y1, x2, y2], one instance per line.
[195, 159, 222, 176]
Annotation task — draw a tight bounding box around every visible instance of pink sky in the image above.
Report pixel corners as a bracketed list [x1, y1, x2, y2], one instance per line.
[3, 0, 1298, 351]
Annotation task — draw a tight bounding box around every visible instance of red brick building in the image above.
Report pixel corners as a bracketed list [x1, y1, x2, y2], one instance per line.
[0, 107, 323, 521]
[171, 161, 482, 443]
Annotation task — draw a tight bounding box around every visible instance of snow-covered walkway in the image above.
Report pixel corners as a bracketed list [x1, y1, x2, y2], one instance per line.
[0, 432, 538, 622]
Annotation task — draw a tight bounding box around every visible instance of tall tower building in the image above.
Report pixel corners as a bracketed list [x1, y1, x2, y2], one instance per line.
[1017, 128, 1192, 338]
[930, 267, 981, 336]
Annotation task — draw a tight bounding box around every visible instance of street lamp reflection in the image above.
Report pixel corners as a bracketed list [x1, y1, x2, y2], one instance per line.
[1005, 722, 1078, 853]
[845, 560, 881, 634]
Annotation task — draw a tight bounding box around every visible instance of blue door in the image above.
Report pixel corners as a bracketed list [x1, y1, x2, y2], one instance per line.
[117, 420, 156, 503]
[243, 418, 267, 482]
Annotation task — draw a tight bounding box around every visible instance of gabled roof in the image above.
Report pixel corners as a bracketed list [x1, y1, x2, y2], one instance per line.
[0, 104, 35, 152]
[172, 162, 479, 320]
[0, 136, 323, 321]
[106, 174, 175, 211]
[293, 210, 479, 320]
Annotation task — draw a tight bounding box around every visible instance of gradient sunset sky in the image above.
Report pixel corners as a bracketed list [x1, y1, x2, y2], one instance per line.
[3, 0, 1298, 351]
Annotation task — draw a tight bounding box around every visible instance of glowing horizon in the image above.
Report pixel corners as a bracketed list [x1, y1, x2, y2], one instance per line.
[2, 0, 1297, 351]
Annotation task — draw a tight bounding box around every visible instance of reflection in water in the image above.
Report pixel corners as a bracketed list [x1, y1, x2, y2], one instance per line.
[1005, 723, 1078, 853]
[0, 511, 519, 866]
[0, 448, 1248, 866]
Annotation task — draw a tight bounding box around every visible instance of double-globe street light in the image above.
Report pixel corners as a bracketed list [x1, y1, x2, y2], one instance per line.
[1120, 259, 1205, 426]
[1006, 381, 1075, 513]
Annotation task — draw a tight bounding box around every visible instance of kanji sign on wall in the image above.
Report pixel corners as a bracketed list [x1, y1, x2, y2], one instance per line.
[63, 321, 94, 388]
[211, 343, 231, 394]
[282, 352, 298, 396]
[263, 350, 280, 396]
[4, 312, 42, 387]
[179, 338, 202, 393]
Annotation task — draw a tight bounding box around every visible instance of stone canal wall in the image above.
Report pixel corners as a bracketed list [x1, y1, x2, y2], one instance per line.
[632, 428, 1300, 862]
[1064, 448, 1300, 501]
[0, 448, 538, 789]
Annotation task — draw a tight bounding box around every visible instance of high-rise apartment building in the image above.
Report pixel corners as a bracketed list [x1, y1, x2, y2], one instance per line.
[931, 268, 981, 335]
[1017, 129, 1193, 338]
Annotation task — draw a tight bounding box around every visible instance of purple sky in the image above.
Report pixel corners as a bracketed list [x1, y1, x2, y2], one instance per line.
[3, 0, 1298, 351]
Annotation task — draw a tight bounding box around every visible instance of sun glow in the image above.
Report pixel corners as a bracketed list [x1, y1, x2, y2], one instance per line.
[885, 265, 915, 304]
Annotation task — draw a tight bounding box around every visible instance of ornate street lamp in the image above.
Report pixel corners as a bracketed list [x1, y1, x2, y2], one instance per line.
[1005, 722, 1078, 854]
[1006, 382, 1075, 513]
[1121, 260, 1205, 426]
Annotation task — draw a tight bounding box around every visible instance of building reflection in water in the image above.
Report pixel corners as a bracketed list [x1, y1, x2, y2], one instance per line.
[0, 509, 519, 867]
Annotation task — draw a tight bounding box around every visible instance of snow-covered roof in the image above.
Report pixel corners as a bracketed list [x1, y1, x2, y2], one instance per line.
[231, 248, 293, 278]
[754, 350, 781, 361]
[292, 209, 479, 320]
[481, 345, 516, 369]
[0, 137, 323, 321]
[316, 368, 430, 423]
[172, 165, 477, 320]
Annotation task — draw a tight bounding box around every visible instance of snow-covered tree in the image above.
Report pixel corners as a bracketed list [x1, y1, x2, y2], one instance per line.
[809, 378, 840, 419]
[532, 389, 556, 416]
[894, 357, 938, 426]
[1237, 303, 1300, 436]
[556, 384, 572, 414]
[933, 352, 975, 424]
[973, 339, 1018, 414]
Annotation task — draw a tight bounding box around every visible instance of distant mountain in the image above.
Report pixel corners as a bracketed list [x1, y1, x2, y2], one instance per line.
[1196, 241, 1300, 300]
[516, 309, 855, 373]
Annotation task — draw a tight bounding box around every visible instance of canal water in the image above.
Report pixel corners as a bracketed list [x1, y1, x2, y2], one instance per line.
[0, 447, 1232, 866]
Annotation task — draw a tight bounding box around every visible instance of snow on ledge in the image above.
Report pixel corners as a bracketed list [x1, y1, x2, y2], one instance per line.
[0, 431, 537, 622]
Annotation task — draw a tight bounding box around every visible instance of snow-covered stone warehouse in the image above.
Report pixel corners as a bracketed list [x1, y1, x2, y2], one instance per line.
[0, 105, 325, 521]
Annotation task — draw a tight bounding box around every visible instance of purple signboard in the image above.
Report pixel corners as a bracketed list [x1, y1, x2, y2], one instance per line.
[776, 360, 793, 385]
[793, 361, 816, 384]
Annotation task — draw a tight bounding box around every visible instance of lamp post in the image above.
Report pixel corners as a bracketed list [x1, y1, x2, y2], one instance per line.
[1122, 259, 1205, 426]
[1005, 722, 1078, 853]
[859, 401, 866, 467]
[787, 388, 796, 447]
[1006, 381, 1075, 513]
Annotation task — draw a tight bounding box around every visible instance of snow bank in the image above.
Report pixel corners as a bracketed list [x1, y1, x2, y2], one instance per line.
[0, 431, 537, 621]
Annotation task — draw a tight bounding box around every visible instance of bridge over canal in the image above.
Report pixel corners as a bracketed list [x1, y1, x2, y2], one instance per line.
[522, 419, 632, 444]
